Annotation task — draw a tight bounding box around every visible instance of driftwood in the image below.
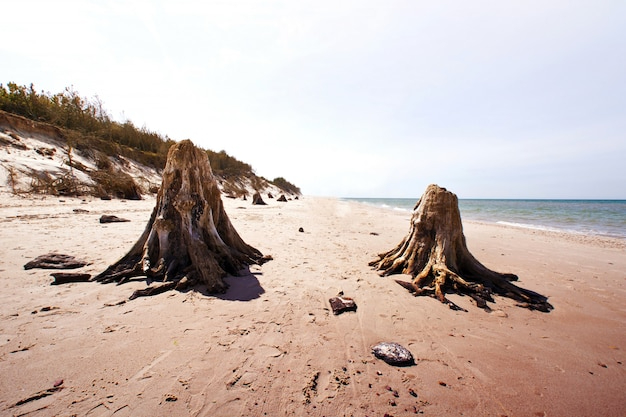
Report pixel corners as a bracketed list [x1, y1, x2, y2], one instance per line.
[370, 184, 552, 312]
[51, 272, 92, 285]
[24, 253, 89, 270]
[277, 194, 287, 202]
[99, 215, 130, 223]
[94, 140, 270, 298]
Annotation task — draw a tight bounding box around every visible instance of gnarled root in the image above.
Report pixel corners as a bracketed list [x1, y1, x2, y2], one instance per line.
[401, 260, 552, 312]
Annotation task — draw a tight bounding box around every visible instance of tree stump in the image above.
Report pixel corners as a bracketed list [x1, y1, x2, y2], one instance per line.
[252, 192, 267, 205]
[94, 140, 270, 298]
[370, 184, 552, 312]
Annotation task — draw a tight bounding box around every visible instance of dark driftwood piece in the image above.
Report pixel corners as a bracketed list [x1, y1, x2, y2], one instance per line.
[370, 184, 552, 312]
[24, 253, 89, 270]
[277, 194, 287, 202]
[99, 215, 130, 223]
[51, 272, 92, 285]
[94, 140, 269, 298]
[329, 296, 357, 315]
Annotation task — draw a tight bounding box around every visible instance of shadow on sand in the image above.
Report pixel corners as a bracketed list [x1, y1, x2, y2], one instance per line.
[215, 269, 265, 301]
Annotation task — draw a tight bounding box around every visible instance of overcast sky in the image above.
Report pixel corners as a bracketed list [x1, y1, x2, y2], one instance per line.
[2, 0, 625, 198]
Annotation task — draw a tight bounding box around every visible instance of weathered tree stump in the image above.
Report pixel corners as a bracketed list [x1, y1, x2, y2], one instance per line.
[252, 192, 267, 205]
[370, 184, 552, 312]
[94, 140, 270, 297]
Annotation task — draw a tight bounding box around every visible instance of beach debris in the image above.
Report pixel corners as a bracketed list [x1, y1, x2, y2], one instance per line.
[35, 147, 56, 157]
[164, 394, 178, 402]
[252, 192, 267, 205]
[370, 184, 553, 312]
[302, 371, 320, 404]
[371, 342, 415, 366]
[298, 227, 304, 233]
[30, 307, 59, 315]
[94, 140, 270, 299]
[24, 253, 89, 270]
[329, 295, 357, 315]
[73, 208, 90, 213]
[51, 272, 92, 285]
[99, 214, 130, 223]
[268, 192, 274, 199]
[277, 194, 288, 202]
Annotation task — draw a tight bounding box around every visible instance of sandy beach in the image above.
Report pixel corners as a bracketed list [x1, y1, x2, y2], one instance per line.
[0, 192, 624, 417]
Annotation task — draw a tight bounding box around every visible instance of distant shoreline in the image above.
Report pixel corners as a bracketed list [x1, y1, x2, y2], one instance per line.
[343, 197, 626, 241]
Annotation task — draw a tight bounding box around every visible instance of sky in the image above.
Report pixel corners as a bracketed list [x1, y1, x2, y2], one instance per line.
[2, 0, 625, 199]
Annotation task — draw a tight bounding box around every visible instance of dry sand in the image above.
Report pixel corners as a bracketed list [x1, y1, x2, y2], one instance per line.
[0, 192, 624, 417]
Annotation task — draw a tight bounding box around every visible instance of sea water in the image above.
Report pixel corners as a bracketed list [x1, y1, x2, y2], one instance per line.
[343, 198, 626, 239]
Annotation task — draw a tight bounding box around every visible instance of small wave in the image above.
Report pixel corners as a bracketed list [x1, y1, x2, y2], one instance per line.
[496, 221, 590, 236]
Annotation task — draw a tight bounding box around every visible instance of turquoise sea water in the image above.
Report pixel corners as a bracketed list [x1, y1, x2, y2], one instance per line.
[343, 198, 626, 239]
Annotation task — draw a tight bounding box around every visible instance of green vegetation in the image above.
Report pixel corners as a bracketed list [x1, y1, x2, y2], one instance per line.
[271, 177, 301, 195]
[206, 149, 253, 178]
[0, 82, 173, 169]
[0, 82, 300, 194]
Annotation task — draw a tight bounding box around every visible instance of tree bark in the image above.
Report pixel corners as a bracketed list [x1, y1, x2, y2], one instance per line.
[94, 140, 269, 297]
[370, 184, 552, 312]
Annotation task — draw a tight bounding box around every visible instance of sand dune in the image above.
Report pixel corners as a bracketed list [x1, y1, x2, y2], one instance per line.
[0, 192, 624, 416]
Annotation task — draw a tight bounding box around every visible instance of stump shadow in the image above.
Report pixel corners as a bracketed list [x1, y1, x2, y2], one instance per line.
[215, 268, 265, 301]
